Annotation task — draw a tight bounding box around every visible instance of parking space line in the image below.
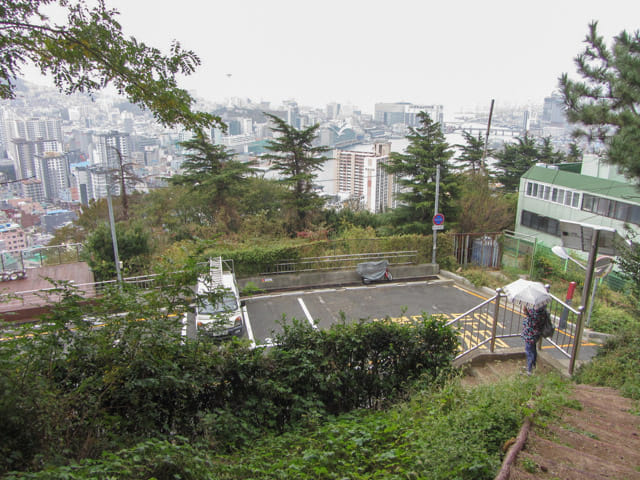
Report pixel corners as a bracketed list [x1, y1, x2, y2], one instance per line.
[297, 297, 318, 330]
[242, 305, 256, 348]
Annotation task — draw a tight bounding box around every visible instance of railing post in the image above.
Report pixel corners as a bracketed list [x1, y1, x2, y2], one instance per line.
[490, 288, 502, 352]
[568, 306, 585, 376]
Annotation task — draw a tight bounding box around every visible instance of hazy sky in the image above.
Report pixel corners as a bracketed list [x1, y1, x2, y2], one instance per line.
[30, 0, 640, 115]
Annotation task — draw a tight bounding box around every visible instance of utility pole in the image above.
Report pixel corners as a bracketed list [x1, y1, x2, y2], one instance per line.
[432, 164, 441, 264]
[481, 99, 495, 172]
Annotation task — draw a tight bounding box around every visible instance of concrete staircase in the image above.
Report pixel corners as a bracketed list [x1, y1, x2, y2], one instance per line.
[458, 351, 552, 388]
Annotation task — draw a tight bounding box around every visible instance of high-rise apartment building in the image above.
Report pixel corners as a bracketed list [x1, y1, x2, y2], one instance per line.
[91, 131, 130, 199]
[336, 142, 395, 213]
[10, 138, 61, 180]
[35, 152, 72, 202]
[26, 117, 63, 143]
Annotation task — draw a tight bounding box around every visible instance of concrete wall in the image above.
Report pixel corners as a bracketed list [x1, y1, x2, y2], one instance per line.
[237, 263, 440, 292]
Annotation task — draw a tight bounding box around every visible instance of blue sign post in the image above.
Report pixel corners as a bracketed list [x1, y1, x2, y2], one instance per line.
[432, 213, 445, 230]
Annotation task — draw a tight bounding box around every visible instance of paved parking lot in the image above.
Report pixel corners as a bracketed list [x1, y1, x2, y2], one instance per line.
[243, 279, 488, 345]
[241, 278, 600, 367]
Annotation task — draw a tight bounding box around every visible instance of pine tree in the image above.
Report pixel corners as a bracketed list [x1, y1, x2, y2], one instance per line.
[560, 22, 640, 182]
[171, 130, 254, 227]
[385, 112, 457, 234]
[456, 131, 487, 174]
[263, 113, 329, 233]
[494, 134, 539, 192]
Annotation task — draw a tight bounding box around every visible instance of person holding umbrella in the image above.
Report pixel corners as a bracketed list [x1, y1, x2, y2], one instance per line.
[503, 279, 552, 376]
[521, 305, 546, 375]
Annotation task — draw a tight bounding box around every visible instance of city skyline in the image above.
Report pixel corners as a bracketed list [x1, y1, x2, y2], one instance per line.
[22, 0, 640, 117]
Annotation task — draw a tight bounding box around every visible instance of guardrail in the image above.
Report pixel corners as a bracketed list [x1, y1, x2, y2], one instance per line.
[260, 251, 418, 275]
[1, 243, 84, 272]
[448, 287, 585, 375]
[0, 260, 224, 313]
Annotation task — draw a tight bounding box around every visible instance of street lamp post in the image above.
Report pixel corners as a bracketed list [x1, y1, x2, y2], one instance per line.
[106, 180, 123, 286]
[97, 167, 123, 286]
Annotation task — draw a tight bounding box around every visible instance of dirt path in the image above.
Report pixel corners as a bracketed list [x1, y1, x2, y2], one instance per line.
[509, 384, 640, 479]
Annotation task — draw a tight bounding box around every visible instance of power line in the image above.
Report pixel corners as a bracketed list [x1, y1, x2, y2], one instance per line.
[0, 176, 35, 186]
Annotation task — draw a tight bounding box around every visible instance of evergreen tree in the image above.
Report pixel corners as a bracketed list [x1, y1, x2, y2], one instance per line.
[567, 142, 584, 162]
[493, 134, 539, 192]
[171, 130, 254, 227]
[538, 137, 566, 165]
[560, 22, 640, 183]
[385, 112, 457, 234]
[1, 0, 218, 131]
[456, 131, 487, 174]
[84, 222, 151, 281]
[263, 113, 329, 233]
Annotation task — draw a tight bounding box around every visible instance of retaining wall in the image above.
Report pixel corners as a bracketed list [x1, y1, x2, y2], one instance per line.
[237, 263, 440, 292]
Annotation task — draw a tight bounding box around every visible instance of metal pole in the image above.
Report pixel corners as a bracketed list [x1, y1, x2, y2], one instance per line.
[105, 173, 123, 286]
[573, 230, 600, 366]
[490, 288, 502, 352]
[431, 165, 441, 264]
[569, 306, 585, 375]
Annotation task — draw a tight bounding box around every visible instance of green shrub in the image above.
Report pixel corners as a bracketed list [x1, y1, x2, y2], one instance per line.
[574, 323, 640, 399]
[3, 438, 213, 480]
[588, 303, 637, 334]
[0, 279, 458, 475]
[240, 281, 266, 296]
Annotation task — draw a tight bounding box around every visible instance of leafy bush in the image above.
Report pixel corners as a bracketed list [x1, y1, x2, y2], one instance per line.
[0, 279, 457, 475]
[240, 281, 266, 296]
[3, 438, 213, 480]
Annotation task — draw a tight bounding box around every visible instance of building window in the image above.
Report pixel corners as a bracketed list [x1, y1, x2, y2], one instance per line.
[521, 210, 560, 237]
[525, 181, 580, 208]
[581, 193, 640, 225]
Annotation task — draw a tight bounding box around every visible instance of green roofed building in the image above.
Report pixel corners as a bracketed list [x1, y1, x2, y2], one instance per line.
[515, 155, 640, 247]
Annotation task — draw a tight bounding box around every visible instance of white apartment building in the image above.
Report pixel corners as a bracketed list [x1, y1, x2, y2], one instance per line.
[336, 142, 395, 213]
[91, 131, 131, 199]
[35, 152, 72, 202]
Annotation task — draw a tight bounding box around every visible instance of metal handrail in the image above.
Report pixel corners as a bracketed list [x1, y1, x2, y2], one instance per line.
[448, 287, 584, 374]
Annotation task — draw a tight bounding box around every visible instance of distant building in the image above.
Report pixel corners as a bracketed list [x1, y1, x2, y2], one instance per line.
[41, 209, 77, 234]
[0, 222, 27, 253]
[374, 103, 444, 127]
[542, 93, 567, 126]
[336, 142, 395, 213]
[34, 152, 72, 202]
[25, 117, 63, 143]
[20, 177, 45, 204]
[91, 131, 131, 199]
[10, 138, 61, 180]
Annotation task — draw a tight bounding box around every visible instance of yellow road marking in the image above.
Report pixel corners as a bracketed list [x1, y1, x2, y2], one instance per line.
[452, 284, 490, 301]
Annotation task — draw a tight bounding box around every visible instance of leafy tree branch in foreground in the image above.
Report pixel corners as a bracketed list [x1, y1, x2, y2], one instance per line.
[1, 0, 220, 131]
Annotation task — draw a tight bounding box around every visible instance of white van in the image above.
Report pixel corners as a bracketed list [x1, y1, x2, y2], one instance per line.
[186, 257, 244, 337]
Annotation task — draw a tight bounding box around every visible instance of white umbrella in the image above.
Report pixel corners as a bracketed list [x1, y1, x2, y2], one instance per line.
[502, 279, 551, 309]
